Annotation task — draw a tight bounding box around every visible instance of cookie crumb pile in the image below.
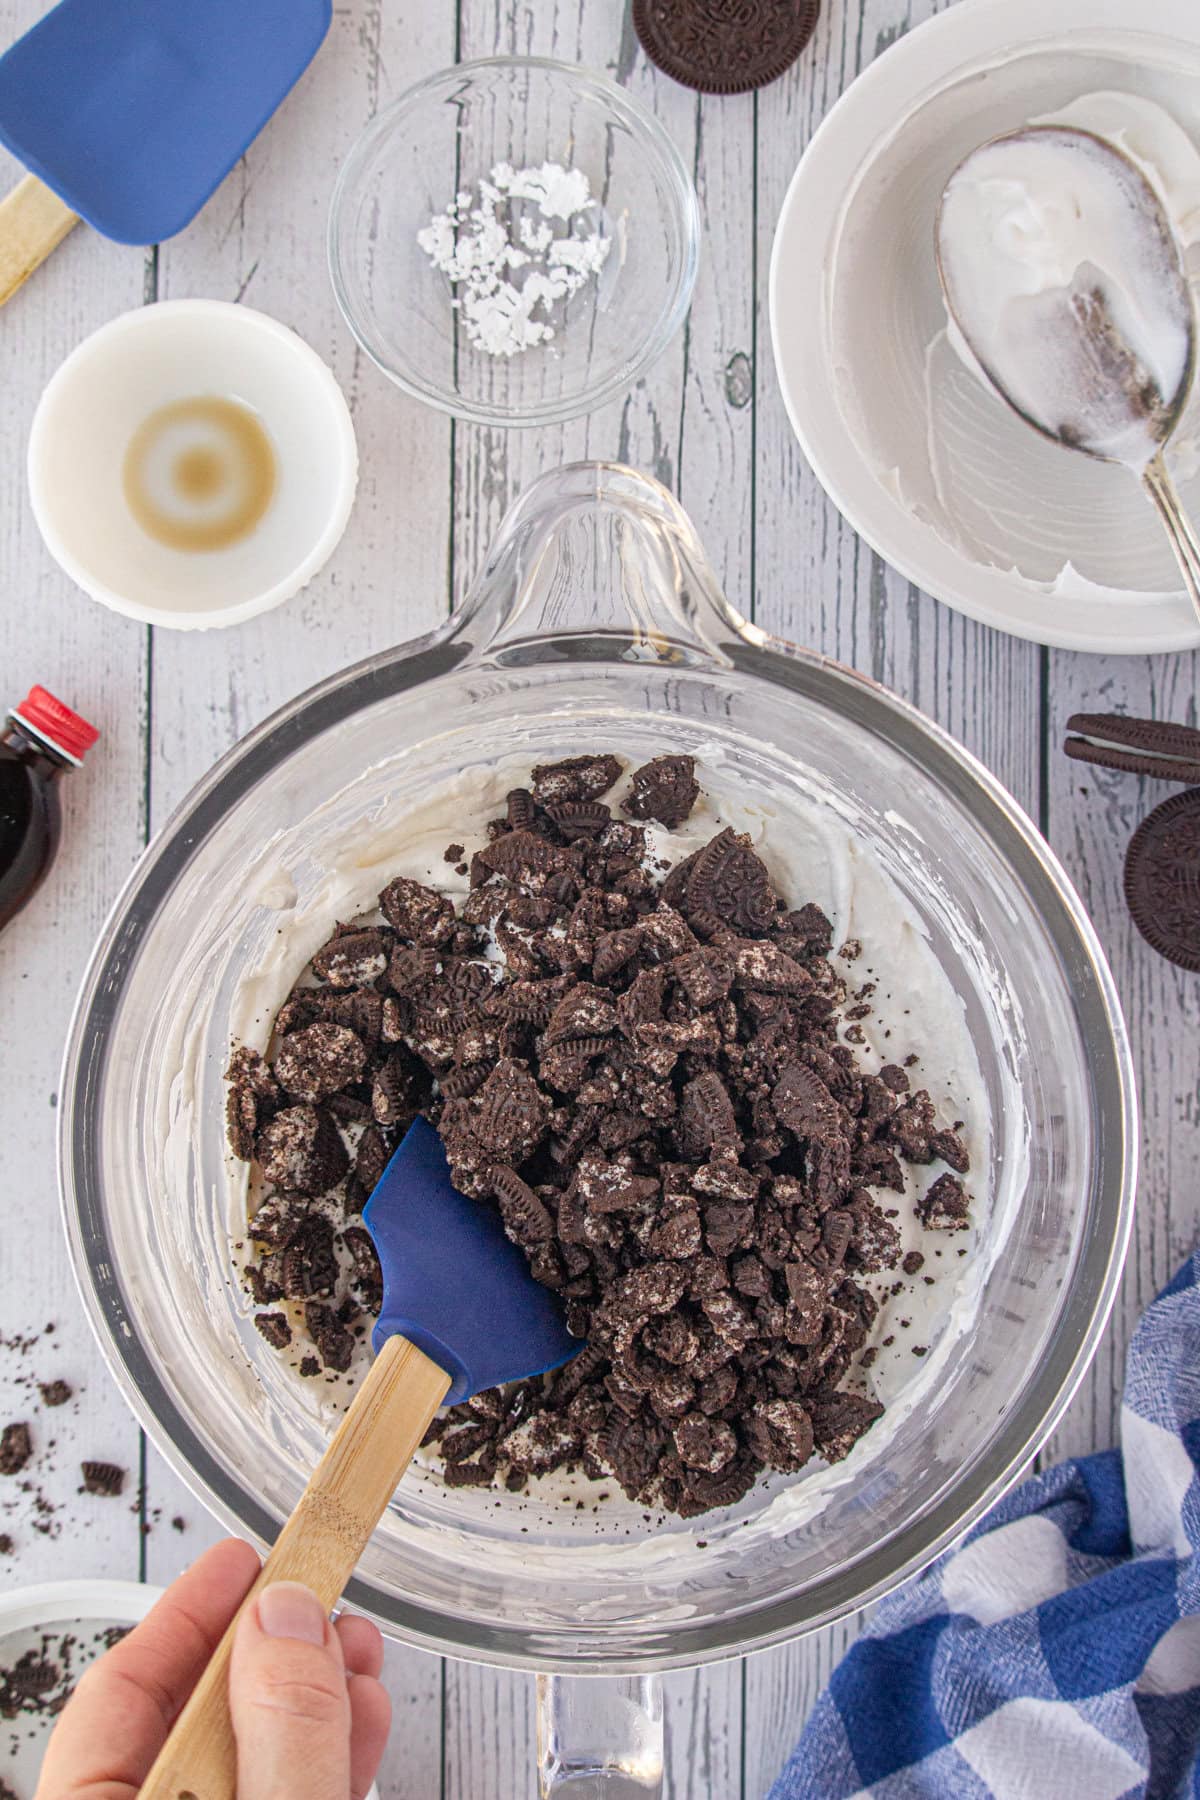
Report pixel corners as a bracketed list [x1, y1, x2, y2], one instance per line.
[227, 755, 972, 1517]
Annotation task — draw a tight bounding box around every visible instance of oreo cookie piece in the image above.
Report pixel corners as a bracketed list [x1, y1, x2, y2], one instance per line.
[274, 1022, 366, 1104]
[1124, 789, 1200, 972]
[633, 0, 820, 96]
[1065, 713, 1200, 785]
[80, 1459, 126, 1497]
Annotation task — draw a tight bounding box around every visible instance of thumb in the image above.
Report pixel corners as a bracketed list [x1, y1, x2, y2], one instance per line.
[229, 1581, 352, 1800]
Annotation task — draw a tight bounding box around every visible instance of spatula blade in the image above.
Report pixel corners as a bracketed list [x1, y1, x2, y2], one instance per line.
[0, 0, 331, 243]
[363, 1117, 582, 1405]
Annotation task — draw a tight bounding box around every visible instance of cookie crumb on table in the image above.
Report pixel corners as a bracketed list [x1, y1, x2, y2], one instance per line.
[225, 753, 974, 1517]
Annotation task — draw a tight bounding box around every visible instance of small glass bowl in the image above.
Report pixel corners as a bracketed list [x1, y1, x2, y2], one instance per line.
[328, 58, 700, 427]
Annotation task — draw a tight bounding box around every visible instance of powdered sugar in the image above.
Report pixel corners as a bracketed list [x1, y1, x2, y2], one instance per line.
[417, 161, 612, 359]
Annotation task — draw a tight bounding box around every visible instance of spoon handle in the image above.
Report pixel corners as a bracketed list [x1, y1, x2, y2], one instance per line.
[1143, 452, 1200, 628]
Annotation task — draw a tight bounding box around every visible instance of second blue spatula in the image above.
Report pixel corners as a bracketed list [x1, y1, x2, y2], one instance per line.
[141, 1117, 581, 1800]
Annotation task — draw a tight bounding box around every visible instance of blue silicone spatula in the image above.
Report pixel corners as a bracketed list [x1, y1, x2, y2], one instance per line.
[0, 0, 331, 305]
[140, 1117, 581, 1800]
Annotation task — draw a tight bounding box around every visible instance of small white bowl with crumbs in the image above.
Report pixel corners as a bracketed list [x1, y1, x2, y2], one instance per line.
[328, 57, 700, 428]
[770, 0, 1200, 654]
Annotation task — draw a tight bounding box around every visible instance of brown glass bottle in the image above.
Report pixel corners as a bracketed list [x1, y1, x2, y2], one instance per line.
[0, 687, 98, 934]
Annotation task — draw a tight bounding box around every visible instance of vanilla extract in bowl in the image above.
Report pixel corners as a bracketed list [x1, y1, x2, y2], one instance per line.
[122, 395, 276, 552]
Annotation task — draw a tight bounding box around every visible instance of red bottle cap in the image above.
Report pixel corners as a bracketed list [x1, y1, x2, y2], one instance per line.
[10, 686, 99, 765]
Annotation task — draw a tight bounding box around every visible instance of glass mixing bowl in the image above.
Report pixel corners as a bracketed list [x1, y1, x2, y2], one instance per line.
[61, 464, 1134, 1791]
[328, 59, 700, 427]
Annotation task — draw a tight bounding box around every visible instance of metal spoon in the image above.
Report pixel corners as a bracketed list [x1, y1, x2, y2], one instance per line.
[936, 124, 1200, 625]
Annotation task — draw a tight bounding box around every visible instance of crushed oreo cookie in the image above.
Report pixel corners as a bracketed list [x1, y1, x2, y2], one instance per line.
[228, 753, 973, 1516]
[632, 0, 821, 95]
[0, 1622, 134, 1743]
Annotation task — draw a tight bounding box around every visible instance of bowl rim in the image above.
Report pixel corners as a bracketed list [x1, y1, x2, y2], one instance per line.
[26, 298, 359, 632]
[768, 0, 1200, 655]
[327, 55, 702, 428]
[57, 576, 1138, 1670]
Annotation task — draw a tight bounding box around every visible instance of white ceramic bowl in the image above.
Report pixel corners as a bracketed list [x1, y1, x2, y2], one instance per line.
[0, 1578, 380, 1797]
[28, 301, 358, 631]
[770, 0, 1200, 655]
[0, 1580, 159, 1789]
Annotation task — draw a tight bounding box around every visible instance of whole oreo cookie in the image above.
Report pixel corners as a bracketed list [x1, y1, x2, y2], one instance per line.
[1124, 789, 1200, 973]
[1065, 713, 1200, 785]
[633, 0, 820, 95]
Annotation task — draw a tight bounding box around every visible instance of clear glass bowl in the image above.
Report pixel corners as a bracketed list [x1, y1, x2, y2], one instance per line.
[61, 466, 1135, 1693]
[327, 59, 700, 426]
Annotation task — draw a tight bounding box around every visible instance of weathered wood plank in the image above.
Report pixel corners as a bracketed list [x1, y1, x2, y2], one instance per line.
[665, 66, 758, 1800]
[447, 0, 698, 609]
[0, 0, 149, 1584]
[372, 1642, 445, 1800]
[744, 1617, 865, 1798]
[751, 0, 1041, 799]
[663, 1661, 744, 1800]
[675, 87, 756, 620]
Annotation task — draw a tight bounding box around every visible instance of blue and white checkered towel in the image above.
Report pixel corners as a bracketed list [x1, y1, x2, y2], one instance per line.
[771, 1254, 1200, 1800]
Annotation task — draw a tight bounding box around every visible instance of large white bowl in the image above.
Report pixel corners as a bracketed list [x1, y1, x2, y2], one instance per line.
[770, 0, 1200, 655]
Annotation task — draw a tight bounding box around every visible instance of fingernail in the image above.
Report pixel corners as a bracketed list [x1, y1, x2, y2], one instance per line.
[257, 1582, 328, 1645]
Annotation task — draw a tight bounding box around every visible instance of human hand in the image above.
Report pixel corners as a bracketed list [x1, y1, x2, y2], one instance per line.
[36, 1537, 391, 1799]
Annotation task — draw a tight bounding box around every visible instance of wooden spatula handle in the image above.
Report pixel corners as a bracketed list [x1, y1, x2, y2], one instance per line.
[0, 174, 78, 305]
[139, 1335, 451, 1800]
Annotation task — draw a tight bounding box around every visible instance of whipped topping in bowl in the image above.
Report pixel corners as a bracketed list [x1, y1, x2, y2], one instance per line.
[793, 25, 1200, 646]
[205, 750, 1014, 1556]
[936, 122, 1195, 469]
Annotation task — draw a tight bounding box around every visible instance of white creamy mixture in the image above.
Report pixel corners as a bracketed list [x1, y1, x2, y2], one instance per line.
[220, 756, 1002, 1541]
[930, 90, 1200, 589]
[417, 161, 612, 358]
[937, 122, 1193, 469]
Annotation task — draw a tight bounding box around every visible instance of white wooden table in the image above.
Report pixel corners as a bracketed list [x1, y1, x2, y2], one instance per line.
[1, 0, 1196, 1793]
